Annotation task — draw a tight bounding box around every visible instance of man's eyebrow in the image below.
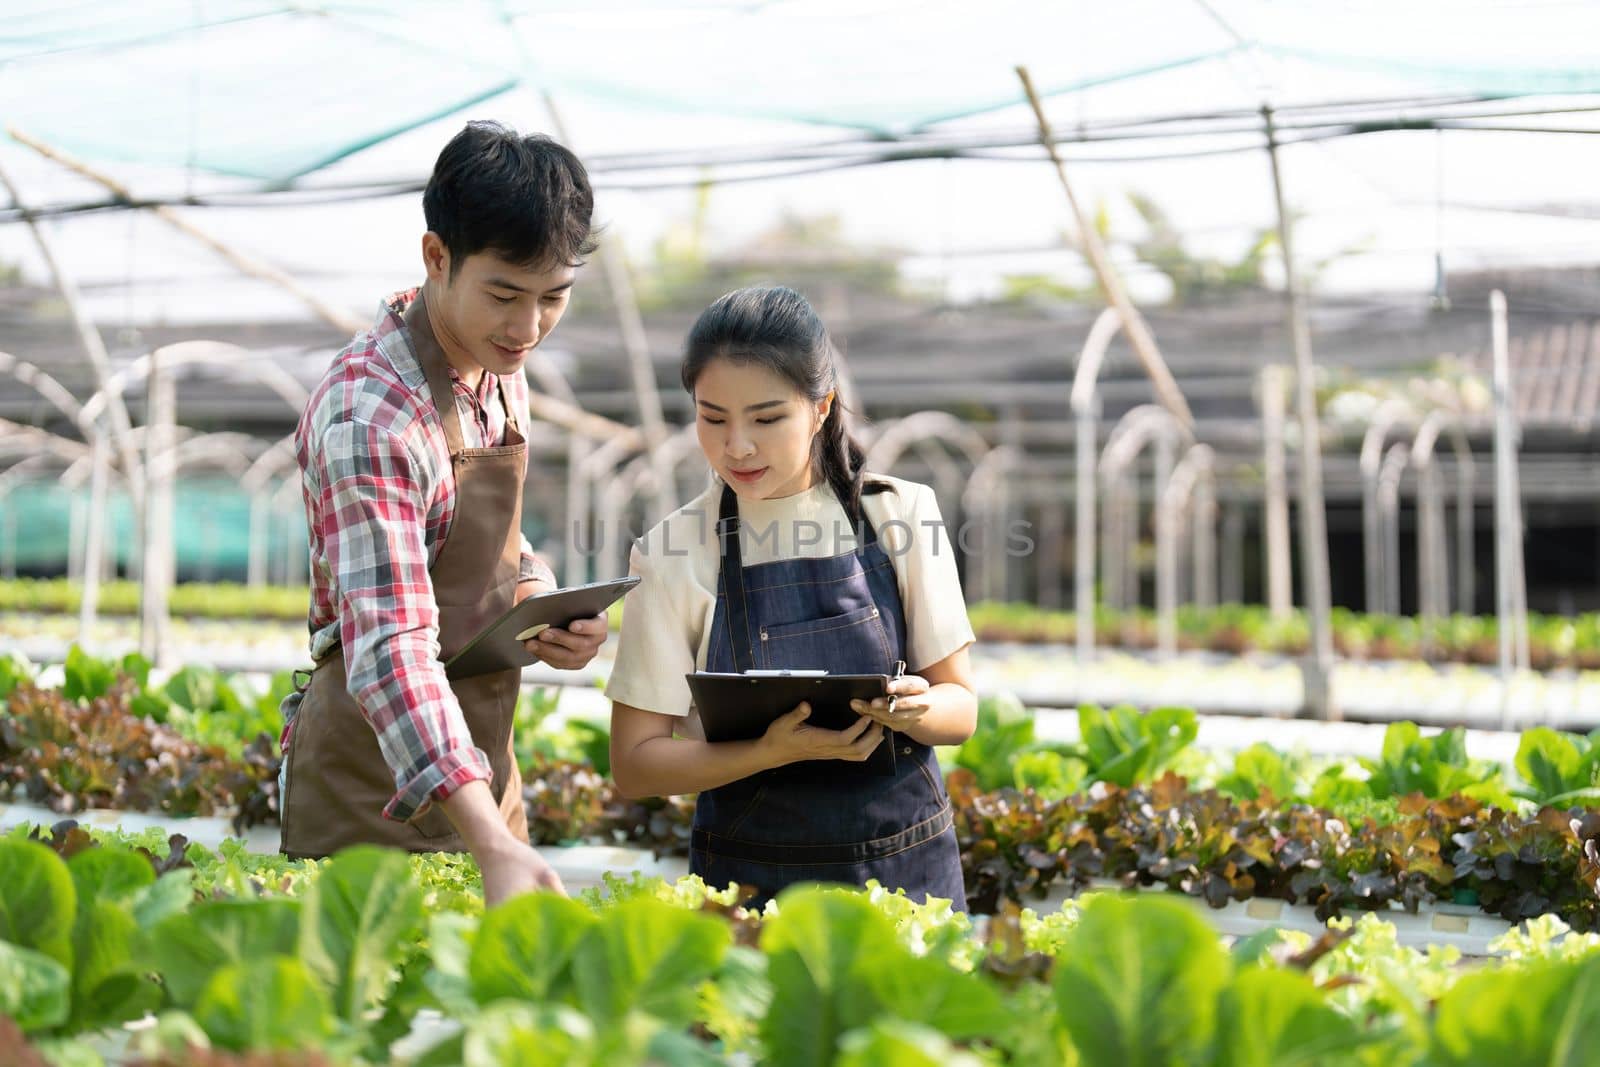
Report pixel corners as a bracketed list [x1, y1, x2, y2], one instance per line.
[486, 278, 575, 295]
[697, 399, 787, 413]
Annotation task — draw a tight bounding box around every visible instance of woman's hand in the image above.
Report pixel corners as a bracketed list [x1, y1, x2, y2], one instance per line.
[759, 702, 884, 766]
[850, 674, 931, 732]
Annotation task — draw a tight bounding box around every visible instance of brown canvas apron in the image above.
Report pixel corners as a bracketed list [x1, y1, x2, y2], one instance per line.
[280, 293, 530, 859]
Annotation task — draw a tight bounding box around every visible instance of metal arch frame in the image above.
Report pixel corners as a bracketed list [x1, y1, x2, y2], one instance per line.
[1377, 442, 1412, 616]
[241, 434, 303, 588]
[1412, 409, 1477, 639]
[268, 470, 312, 588]
[1071, 307, 1123, 661]
[870, 409, 992, 591]
[0, 351, 92, 438]
[1359, 400, 1412, 613]
[865, 409, 993, 592]
[79, 340, 311, 427]
[1155, 444, 1218, 658]
[863, 411, 990, 474]
[569, 429, 649, 585]
[1097, 404, 1191, 630]
[961, 446, 1020, 604]
[150, 432, 268, 482]
[598, 424, 703, 579]
[0, 424, 91, 465]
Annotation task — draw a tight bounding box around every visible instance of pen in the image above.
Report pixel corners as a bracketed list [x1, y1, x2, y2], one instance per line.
[887, 659, 905, 720]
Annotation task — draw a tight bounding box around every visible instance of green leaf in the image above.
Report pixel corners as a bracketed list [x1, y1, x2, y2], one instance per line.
[1429, 954, 1600, 1066]
[1050, 893, 1230, 1067]
[1229, 928, 1293, 966]
[1217, 744, 1296, 801]
[1014, 750, 1089, 799]
[861, 951, 1011, 1040]
[836, 1020, 986, 1067]
[69, 898, 159, 1031]
[461, 1001, 597, 1067]
[68, 846, 153, 907]
[1214, 966, 1373, 1067]
[0, 648, 36, 699]
[0, 840, 76, 967]
[759, 888, 904, 1067]
[297, 845, 424, 1023]
[193, 955, 337, 1053]
[1379, 721, 1421, 771]
[66, 848, 160, 1031]
[145, 898, 302, 1006]
[163, 665, 222, 714]
[0, 939, 71, 1033]
[950, 694, 1037, 791]
[1516, 727, 1584, 802]
[424, 911, 481, 1020]
[61, 644, 118, 702]
[117, 653, 154, 690]
[130, 869, 197, 930]
[128, 690, 174, 723]
[469, 892, 596, 1005]
[570, 896, 730, 1025]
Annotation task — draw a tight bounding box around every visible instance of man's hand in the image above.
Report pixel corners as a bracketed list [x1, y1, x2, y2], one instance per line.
[478, 836, 566, 907]
[440, 778, 565, 906]
[523, 614, 609, 670]
[514, 578, 608, 670]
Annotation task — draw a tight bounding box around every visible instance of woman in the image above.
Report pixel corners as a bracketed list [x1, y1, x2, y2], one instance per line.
[605, 285, 977, 908]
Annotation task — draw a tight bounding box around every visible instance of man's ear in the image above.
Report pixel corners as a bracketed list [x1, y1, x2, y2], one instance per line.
[421, 232, 450, 284]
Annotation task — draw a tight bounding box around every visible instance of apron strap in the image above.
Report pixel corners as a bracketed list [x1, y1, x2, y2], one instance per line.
[717, 484, 756, 672]
[404, 291, 467, 456]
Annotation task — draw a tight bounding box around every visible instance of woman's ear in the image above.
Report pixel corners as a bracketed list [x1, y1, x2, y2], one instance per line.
[817, 390, 835, 428]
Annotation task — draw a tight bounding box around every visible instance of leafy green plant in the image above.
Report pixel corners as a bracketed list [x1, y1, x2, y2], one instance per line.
[1070, 703, 1198, 788]
[1513, 727, 1600, 807]
[1360, 722, 1514, 808]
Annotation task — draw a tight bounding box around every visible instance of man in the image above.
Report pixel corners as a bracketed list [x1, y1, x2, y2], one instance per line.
[279, 121, 607, 905]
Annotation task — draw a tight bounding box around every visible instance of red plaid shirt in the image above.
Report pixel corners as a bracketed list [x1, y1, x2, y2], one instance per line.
[282, 289, 554, 821]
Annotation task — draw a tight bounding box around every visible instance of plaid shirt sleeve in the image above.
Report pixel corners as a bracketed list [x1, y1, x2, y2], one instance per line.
[316, 417, 492, 821]
[518, 534, 556, 585]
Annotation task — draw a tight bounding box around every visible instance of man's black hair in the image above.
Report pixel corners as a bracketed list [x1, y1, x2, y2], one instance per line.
[423, 120, 597, 279]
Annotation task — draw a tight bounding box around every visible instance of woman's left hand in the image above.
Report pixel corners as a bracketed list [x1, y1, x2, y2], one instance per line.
[851, 674, 931, 732]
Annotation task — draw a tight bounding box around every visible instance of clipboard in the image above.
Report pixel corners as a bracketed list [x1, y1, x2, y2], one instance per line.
[686, 671, 897, 776]
[443, 576, 641, 680]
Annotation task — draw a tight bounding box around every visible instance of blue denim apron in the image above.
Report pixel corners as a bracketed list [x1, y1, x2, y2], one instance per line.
[689, 483, 967, 911]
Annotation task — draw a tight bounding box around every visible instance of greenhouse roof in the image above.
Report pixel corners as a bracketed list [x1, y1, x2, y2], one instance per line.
[3, 0, 1598, 184]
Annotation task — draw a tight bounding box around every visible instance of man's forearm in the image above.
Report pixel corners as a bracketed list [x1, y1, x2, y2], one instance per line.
[439, 779, 517, 856]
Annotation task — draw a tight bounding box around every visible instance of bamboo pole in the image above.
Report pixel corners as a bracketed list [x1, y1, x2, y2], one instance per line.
[1015, 66, 1194, 431]
[1262, 105, 1335, 720]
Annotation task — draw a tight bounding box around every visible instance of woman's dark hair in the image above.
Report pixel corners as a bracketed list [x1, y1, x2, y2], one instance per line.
[681, 286, 888, 517]
[423, 120, 598, 279]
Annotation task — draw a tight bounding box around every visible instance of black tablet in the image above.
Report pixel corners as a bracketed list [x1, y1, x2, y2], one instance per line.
[443, 576, 641, 680]
[686, 671, 896, 776]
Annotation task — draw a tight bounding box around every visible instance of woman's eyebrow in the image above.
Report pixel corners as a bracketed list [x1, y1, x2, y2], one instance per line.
[697, 399, 787, 413]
